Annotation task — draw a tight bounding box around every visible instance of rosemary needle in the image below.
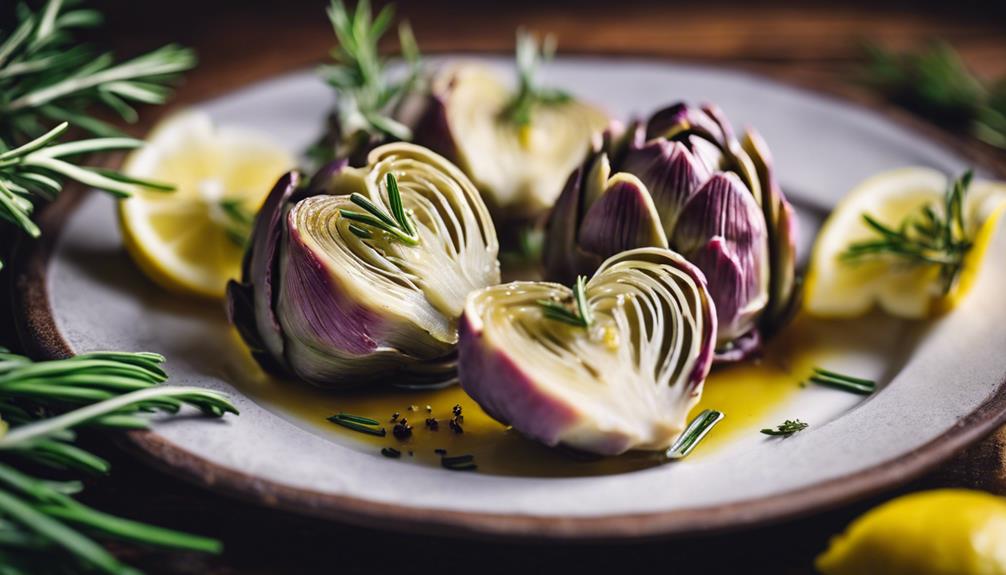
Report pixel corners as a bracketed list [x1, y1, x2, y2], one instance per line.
[809, 367, 876, 395]
[537, 275, 593, 328]
[328, 413, 386, 436]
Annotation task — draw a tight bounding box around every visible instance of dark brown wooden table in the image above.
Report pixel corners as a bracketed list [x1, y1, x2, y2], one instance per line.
[4, 1, 1006, 573]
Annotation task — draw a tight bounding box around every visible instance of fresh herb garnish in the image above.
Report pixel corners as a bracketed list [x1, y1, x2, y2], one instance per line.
[308, 0, 422, 165]
[761, 419, 809, 436]
[537, 275, 593, 328]
[0, 122, 173, 270]
[327, 412, 387, 436]
[0, 0, 196, 144]
[441, 454, 477, 472]
[502, 30, 572, 127]
[218, 198, 256, 248]
[666, 409, 724, 459]
[862, 42, 1006, 150]
[841, 170, 974, 294]
[0, 348, 237, 573]
[340, 172, 419, 245]
[0, 0, 191, 270]
[809, 367, 876, 395]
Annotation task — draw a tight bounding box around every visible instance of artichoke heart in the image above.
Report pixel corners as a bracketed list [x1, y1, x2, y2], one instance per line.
[544, 103, 798, 361]
[228, 143, 500, 388]
[458, 247, 717, 455]
[415, 63, 610, 221]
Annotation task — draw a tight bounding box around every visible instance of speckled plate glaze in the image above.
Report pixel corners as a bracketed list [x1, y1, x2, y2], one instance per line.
[16, 57, 1006, 540]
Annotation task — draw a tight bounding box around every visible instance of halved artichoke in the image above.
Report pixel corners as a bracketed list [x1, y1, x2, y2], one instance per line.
[458, 247, 717, 455]
[543, 103, 798, 360]
[414, 36, 610, 222]
[227, 143, 501, 388]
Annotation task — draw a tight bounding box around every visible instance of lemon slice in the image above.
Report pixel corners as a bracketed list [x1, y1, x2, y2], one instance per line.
[119, 111, 295, 299]
[805, 167, 1006, 318]
[816, 489, 1006, 575]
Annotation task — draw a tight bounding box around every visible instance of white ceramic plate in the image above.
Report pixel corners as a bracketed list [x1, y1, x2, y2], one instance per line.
[19, 56, 1006, 540]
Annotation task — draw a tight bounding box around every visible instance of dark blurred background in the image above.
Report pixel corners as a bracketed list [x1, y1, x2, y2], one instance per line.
[3, 1, 1006, 573]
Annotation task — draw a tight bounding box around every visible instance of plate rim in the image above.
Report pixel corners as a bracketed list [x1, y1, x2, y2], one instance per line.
[12, 61, 1006, 541]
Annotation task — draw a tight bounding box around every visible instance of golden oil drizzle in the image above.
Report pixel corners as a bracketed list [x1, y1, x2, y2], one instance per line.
[225, 311, 907, 477]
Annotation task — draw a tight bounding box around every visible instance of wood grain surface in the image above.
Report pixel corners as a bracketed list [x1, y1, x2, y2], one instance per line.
[4, 1, 1006, 573]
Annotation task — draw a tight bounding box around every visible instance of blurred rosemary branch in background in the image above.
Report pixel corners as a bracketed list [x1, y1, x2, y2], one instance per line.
[862, 41, 1006, 150]
[0, 2, 236, 573]
[0, 349, 238, 574]
[308, 0, 422, 166]
[0, 0, 196, 270]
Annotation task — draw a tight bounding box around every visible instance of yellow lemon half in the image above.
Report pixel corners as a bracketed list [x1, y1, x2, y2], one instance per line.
[118, 111, 295, 299]
[817, 489, 1006, 575]
[805, 167, 1006, 319]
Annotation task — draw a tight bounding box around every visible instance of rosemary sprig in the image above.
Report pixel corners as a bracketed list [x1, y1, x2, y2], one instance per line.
[340, 172, 418, 245]
[0, 0, 196, 144]
[0, 348, 238, 573]
[809, 367, 876, 395]
[308, 0, 422, 165]
[862, 42, 1005, 150]
[761, 419, 809, 437]
[502, 30, 572, 127]
[537, 275, 593, 328]
[666, 409, 724, 459]
[841, 171, 974, 294]
[327, 412, 387, 437]
[0, 122, 172, 269]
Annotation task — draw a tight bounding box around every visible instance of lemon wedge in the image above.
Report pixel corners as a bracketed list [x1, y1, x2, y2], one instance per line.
[119, 111, 295, 299]
[817, 489, 1006, 575]
[805, 167, 1006, 318]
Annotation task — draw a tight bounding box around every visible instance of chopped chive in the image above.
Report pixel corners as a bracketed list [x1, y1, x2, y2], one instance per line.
[333, 412, 380, 425]
[327, 414, 386, 437]
[812, 368, 876, 387]
[666, 409, 724, 459]
[381, 447, 401, 458]
[761, 419, 809, 436]
[808, 368, 876, 395]
[441, 454, 477, 471]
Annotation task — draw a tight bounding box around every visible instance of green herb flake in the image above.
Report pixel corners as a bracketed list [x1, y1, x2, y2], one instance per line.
[761, 419, 809, 437]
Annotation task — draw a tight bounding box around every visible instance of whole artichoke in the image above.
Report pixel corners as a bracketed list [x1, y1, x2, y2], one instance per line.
[227, 143, 500, 388]
[543, 103, 797, 359]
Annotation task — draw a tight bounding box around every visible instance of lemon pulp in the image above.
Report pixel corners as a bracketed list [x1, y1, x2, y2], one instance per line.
[806, 167, 1006, 319]
[118, 111, 295, 299]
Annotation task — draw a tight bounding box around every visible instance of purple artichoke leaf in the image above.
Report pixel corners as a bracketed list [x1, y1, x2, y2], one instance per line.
[622, 139, 710, 235]
[240, 171, 302, 362]
[741, 129, 799, 331]
[543, 160, 587, 285]
[578, 173, 669, 259]
[645, 102, 724, 145]
[672, 173, 769, 347]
